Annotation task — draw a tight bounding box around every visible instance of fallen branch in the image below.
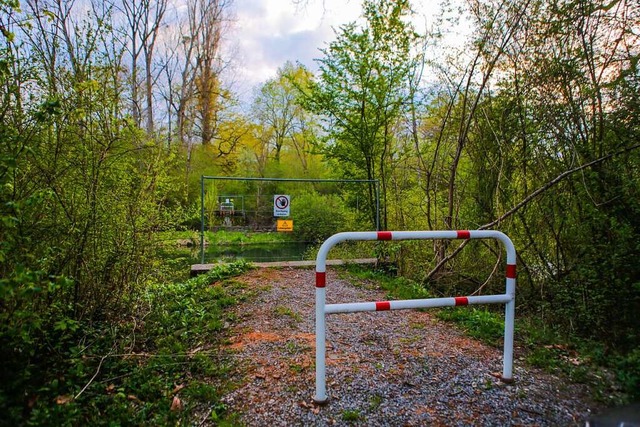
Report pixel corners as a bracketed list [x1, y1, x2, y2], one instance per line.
[74, 355, 107, 400]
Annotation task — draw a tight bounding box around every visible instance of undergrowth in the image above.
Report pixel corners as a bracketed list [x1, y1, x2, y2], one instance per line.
[0, 261, 251, 426]
[341, 264, 639, 405]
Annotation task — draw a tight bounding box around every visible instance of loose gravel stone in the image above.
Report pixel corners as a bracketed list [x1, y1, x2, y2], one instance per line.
[217, 267, 598, 426]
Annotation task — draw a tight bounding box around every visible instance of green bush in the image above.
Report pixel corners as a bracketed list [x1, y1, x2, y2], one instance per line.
[616, 348, 640, 400]
[291, 192, 352, 243]
[0, 261, 251, 426]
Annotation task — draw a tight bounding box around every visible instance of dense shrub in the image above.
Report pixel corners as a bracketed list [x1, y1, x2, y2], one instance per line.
[0, 261, 250, 425]
[291, 192, 353, 242]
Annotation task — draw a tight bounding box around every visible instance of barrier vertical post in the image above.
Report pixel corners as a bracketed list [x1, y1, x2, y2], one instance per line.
[314, 271, 327, 403]
[502, 262, 517, 381]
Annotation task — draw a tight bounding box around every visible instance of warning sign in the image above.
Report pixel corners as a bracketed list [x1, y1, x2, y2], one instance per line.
[277, 219, 293, 232]
[274, 194, 290, 217]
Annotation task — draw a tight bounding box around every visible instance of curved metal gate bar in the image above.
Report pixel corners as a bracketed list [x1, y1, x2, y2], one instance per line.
[314, 230, 517, 404]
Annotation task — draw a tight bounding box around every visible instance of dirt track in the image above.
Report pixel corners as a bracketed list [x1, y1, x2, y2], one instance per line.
[216, 267, 598, 426]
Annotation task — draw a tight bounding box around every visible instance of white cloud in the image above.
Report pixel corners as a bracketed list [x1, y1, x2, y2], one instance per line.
[230, 0, 361, 99]
[227, 0, 462, 107]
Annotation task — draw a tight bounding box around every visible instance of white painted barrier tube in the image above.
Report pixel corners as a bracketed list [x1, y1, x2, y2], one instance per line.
[325, 294, 512, 314]
[314, 285, 326, 403]
[313, 230, 517, 404]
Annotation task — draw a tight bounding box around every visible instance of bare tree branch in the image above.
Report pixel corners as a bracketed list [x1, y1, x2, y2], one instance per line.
[424, 142, 640, 281]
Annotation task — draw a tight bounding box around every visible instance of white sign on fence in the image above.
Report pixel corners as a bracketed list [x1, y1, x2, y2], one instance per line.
[273, 194, 290, 217]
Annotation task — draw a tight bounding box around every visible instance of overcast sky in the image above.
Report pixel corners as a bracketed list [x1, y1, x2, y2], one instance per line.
[227, 0, 445, 106]
[226, 0, 358, 104]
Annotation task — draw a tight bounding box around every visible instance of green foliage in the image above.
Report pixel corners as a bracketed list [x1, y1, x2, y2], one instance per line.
[306, 0, 421, 228]
[436, 308, 505, 346]
[615, 348, 640, 400]
[141, 262, 250, 349]
[252, 62, 318, 166]
[0, 261, 250, 425]
[343, 264, 431, 301]
[341, 409, 363, 422]
[292, 192, 352, 242]
[0, 29, 181, 321]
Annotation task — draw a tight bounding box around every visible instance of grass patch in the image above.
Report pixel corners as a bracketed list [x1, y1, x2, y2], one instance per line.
[436, 307, 504, 346]
[341, 409, 363, 422]
[2, 261, 251, 426]
[275, 306, 302, 322]
[517, 317, 640, 403]
[156, 229, 310, 265]
[438, 307, 639, 404]
[156, 229, 297, 248]
[341, 264, 431, 301]
[369, 393, 383, 410]
[223, 230, 296, 245]
[207, 230, 296, 245]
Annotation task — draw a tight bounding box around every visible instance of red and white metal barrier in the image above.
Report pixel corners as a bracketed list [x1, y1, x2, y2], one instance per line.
[314, 230, 517, 404]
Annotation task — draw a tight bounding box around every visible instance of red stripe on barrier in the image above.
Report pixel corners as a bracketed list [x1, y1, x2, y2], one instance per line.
[454, 297, 469, 306]
[377, 231, 393, 240]
[506, 264, 517, 279]
[376, 301, 391, 311]
[456, 230, 471, 239]
[316, 272, 326, 288]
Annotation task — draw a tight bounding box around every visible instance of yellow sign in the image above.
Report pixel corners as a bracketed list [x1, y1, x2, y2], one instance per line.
[277, 219, 293, 232]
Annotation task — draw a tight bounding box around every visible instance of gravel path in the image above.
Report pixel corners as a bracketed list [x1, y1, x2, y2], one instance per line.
[219, 267, 597, 426]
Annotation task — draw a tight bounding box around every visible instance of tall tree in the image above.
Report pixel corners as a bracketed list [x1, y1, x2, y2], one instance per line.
[498, 0, 640, 344]
[412, 0, 531, 265]
[2, 0, 175, 319]
[105, 0, 167, 133]
[191, 0, 231, 146]
[423, 0, 640, 347]
[140, 0, 167, 135]
[307, 0, 421, 229]
[166, 0, 232, 149]
[252, 62, 317, 169]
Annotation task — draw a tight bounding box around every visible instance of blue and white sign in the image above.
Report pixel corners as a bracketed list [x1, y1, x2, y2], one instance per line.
[274, 194, 290, 217]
